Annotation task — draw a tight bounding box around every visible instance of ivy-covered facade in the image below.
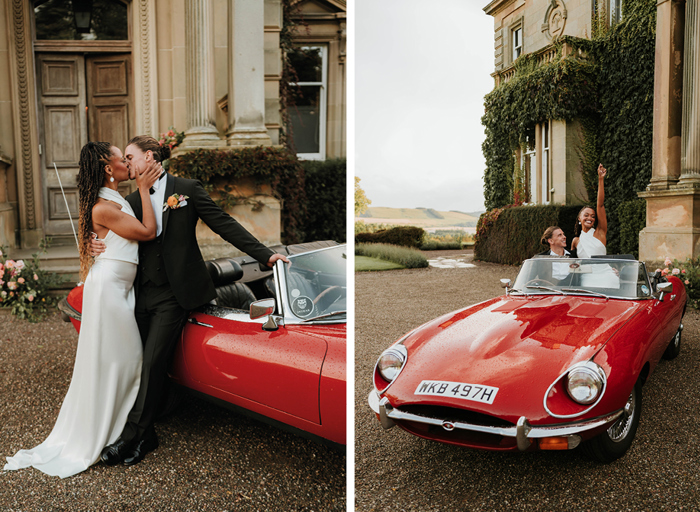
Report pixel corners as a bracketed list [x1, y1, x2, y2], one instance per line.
[482, 0, 658, 255]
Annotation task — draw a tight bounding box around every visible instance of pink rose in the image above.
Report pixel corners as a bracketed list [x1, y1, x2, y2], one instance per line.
[685, 279, 690, 285]
[661, 268, 669, 276]
[27, 295, 34, 302]
[682, 269, 687, 274]
[15, 260, 24, 271]
[17, 277, 25, 284]
[33, 274, 38, 281]
[672, 268, 680, 275]
[5, 260, 14, 268]
[7, 281, 17, 290]
[664, 258, 672, 266]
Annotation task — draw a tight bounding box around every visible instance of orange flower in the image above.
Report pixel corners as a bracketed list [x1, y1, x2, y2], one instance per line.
[167, 196, 179, 208]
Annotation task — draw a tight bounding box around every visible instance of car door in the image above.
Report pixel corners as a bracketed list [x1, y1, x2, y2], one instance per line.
[179, 310, 328, 424]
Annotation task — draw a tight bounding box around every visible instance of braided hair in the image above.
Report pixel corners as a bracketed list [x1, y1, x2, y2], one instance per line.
[77, 141, 112, 280]
[127, 134, 171, 163]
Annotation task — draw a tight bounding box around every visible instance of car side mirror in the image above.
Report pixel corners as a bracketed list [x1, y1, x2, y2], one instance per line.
[250, 298, 279, 331]
[657, 281, 672, 302]
[500, 279, 511, 295]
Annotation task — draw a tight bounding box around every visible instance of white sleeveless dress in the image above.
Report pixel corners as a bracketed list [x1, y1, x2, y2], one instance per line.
[4, 188, 143, 478]
[577, 229, 619, 288]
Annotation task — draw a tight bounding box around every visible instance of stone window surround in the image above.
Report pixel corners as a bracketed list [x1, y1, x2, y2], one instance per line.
[509, 16, 524, 65]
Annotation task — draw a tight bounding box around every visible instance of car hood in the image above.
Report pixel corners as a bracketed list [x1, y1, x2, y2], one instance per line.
[385, 295, 644, 423]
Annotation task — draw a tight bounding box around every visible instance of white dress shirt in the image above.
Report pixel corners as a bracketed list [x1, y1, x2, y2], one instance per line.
[149, 173, 167, 237]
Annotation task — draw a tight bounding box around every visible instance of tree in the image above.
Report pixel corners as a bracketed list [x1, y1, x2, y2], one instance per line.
[355, 177, 371, 215]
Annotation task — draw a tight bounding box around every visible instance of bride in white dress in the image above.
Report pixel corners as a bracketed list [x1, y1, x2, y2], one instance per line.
[571, 164, 618, 288]
[4, 142, 159, 478]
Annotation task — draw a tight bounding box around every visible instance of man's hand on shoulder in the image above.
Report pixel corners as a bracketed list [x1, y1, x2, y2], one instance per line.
[267, 253, 290, 267]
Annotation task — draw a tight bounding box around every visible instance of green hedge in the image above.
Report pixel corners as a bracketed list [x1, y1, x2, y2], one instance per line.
[355, 226, 425, 248]
[617, 199, 646, 259]
[170, 147, 307, 244]
[475, 205, 583, 265]
[301, 158, 346, 243]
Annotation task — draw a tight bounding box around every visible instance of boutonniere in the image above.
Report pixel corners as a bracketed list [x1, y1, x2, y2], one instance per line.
[163, 194, 189, 212]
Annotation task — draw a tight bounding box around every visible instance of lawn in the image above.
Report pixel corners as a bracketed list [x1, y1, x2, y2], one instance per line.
[355, 255, 404, 272]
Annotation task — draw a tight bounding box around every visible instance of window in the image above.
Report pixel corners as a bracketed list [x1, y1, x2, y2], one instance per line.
[288, 46, 328, 160]
[512, 27, 522, 62]
[541, 122, 550, 204]
[523, 135, 536, 203]
[609, 0, 622, 24]
[34, 0, 128, 41]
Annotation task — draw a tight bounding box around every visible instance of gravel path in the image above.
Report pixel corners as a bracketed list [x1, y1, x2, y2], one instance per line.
[0, 313, 345, 511]
[355, 254, 700, 511]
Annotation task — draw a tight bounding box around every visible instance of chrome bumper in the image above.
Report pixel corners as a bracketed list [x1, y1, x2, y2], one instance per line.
[368, 390, 623, 451]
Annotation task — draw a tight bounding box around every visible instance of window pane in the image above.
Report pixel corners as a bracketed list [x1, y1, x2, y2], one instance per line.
[290, 85, 321, 154]
[35, 0, 128, 41]
[288, 47, 323, 82]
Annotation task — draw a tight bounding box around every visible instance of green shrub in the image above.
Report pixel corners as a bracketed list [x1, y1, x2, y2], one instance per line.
[170, 146, 307, 244]
[302, 158, 346, 243]
[475, 204, 583, 264]
[355, 226, 425, 248]
[421, 240, 463, 251]
[617, 199, 646, 259]
[355, 243, 429, 269]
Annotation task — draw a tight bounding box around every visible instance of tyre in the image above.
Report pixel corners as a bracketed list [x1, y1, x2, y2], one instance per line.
[582, 378, 642, 463]
[662, 323, 683, 360]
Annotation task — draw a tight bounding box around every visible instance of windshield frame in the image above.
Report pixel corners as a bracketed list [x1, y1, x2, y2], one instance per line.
[276, 244, 347, 324]
[511, 257, 653, 300]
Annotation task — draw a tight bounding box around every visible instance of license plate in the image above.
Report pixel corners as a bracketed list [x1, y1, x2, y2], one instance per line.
[414, 380, 498, 404]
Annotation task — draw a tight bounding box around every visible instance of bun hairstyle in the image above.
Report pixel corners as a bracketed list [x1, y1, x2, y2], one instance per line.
[127, 135, 171, 162]
[574, 205, 596, 236]
[77, 141, 113, 280]
[540, 226, 561, 247]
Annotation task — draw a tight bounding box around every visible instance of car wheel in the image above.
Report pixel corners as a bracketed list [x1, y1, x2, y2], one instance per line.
[662, 324, 683, 360]
[582, 378, 642, 463]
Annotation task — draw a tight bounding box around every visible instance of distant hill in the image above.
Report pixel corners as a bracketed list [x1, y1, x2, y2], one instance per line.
[357, 207, 482, 228]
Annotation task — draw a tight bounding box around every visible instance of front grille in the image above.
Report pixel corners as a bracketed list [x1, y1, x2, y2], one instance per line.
[400, 404, 514, 428]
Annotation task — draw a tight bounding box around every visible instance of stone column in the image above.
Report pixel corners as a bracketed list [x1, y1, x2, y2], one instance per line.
[227, 0, 272, 146]
[0, 147, 16, 248]
[182, 0, 224, 147]
[649, 0, 685, 190]
[679, 0, 700, 184]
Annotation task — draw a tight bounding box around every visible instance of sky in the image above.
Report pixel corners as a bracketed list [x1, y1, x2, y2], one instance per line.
[355, 0, 495, 213]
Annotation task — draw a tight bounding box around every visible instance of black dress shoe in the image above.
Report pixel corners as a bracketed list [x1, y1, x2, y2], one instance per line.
[123, 435, 159, 467]
[100, 438, 133, 466]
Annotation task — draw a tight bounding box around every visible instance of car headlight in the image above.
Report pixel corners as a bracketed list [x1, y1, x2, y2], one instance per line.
[566, 362, 605, 405]
[377, 345, 407, 383]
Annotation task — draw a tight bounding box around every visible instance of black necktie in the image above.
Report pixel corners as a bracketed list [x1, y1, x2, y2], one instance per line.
[149, 172, 166, 195]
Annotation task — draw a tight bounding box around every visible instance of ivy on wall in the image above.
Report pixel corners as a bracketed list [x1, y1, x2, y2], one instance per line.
[481, 0, 657, 255]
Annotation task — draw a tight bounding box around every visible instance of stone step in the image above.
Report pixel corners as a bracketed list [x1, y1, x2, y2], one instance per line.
[6, 244, 80, 289]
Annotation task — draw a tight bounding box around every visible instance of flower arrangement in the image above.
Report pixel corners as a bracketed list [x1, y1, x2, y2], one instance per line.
[158, 126, 185, 150]
[0, 240, 66, 322]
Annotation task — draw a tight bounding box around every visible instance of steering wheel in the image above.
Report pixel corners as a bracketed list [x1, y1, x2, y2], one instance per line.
[525, 279, 556, 287]
[313, 285, 343, 313]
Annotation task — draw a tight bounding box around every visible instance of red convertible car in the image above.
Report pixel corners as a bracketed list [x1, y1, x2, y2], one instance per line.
[60, 242, 346, 448]
[369, 256, 686, 462]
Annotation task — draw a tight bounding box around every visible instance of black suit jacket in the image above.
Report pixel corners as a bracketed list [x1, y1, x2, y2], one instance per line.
[127, 174, 274, 310]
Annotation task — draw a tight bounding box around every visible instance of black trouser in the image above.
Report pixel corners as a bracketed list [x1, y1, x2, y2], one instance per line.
[121, 280, 188, 443]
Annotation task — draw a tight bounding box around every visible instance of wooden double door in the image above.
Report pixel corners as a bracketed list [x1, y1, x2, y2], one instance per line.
[36, 53, 133, 242]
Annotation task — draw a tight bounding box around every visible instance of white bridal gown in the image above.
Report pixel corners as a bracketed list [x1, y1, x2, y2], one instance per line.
[4, 188, 143, 478]
[577, 228, 619, 288]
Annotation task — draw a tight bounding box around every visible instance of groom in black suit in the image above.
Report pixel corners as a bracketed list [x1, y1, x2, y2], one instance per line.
[99, 136, 288, 466]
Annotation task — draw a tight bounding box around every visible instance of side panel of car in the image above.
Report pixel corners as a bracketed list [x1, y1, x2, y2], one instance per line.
[174, 312, 327, 424]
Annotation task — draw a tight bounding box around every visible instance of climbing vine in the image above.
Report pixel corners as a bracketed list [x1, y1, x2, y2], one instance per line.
[481, 0, 657, 255]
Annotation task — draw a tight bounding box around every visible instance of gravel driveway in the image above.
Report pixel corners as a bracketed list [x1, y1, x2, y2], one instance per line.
[0, 313, 345, 512]
[355, 251, 700, 511]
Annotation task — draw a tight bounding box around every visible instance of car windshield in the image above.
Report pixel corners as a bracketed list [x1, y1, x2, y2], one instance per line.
[511, 258, 651, 299]
[284, 245, 347, 320]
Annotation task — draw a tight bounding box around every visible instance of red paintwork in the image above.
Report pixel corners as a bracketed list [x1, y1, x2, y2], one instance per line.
[375, 276, 686, 449]
[64, 287, 346, 446]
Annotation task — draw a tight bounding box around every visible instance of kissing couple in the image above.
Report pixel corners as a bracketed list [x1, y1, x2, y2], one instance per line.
[4, 135, 288, 478]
